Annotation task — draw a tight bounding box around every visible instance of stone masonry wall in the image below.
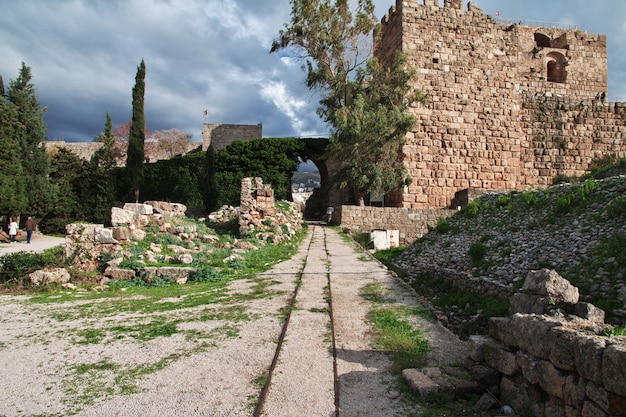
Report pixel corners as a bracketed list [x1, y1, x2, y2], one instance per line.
[334, 205, 455, 245]
[467, 270, 626, 417]
[375, 0, 625, 208]
[202, 123, 262, 150]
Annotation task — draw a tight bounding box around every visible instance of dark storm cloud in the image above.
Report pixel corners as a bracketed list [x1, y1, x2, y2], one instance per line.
[0, 0, 623, 143]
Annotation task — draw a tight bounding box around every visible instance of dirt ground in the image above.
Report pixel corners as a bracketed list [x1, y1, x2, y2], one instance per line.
[0, 226, 466, 416]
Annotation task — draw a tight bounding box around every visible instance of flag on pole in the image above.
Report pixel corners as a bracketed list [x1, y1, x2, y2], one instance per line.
[204, 109, 208, 116]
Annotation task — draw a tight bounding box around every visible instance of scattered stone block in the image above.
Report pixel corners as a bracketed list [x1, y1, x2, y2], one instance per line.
[402, 368, 440, 399]
[28, 268, 71, 286]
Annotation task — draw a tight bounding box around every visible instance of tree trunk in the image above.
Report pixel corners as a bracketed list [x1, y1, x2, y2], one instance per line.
[354, 188, 366, 207]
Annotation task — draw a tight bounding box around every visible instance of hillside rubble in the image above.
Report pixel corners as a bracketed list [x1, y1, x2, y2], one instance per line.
[394, 175, 626, 329]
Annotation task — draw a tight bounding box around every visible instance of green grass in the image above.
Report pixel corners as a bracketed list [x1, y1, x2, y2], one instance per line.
[359, 281, 430, 375]
[369, 306, 429, 372]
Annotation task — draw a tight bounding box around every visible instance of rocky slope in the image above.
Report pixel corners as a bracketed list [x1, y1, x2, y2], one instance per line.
[394, 174, 626, 334]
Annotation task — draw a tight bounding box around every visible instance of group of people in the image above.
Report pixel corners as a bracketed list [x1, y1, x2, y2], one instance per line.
[6, 216, 36, 244]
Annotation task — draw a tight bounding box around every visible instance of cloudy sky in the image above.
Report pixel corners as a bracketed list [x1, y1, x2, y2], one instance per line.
[1, 0, 624, 143]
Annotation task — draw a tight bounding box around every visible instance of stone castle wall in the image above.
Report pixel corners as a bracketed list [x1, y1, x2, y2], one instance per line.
[375, 0, 625, 208]
[334, 205, 455, 244]
[202, 123, 262, 150]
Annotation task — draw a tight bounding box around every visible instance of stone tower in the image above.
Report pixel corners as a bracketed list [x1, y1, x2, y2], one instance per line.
[375, 0, 625, 208]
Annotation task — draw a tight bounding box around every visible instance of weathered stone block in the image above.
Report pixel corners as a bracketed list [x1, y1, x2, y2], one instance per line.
[28, 268, 71, 286]
[488, 316, 515, 345]
[467, 334, 491, 362]
[474, 392, 499, 412]
[574, 335, 606, 384]
[562, 374, 587, 410]
[483, 340, 520, 376]
[500, 376, 545, 417]
[521, 269, 579, 304]
[123, 203, 154, 215]
[112, 226, 130, 241]
[546, 327, 578, 371]
[581, 400, 608, 417]
[95, 227, 118, 244]
[586, 381, 626, 415]
[131, 228, 147, 241]
[157, 267, 194, 279]
[510, 314, 562, 361]
[402, 369, 440, 399]
[517, 352, 567, 399]
[111, 207, 136, 226]
[468, 363, 501, 387]
[509, 292, 552, 315]
[105, 267, 136, 281]
[570, 302, 606, 323]
[602, 342, 626, 397]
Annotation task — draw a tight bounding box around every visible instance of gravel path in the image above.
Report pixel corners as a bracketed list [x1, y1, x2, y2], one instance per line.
[0, 226, 465, 416]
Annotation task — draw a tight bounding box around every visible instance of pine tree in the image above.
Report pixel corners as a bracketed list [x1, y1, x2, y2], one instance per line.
[5, 63, 56, 216]
[126, 60, 146, 203]
[272, 0, 423, 205]
[85, 113, 118, 224]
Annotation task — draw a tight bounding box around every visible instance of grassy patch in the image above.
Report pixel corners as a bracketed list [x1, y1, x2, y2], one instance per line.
[369, 306, 429, 372]
[360, 281, 430, 373]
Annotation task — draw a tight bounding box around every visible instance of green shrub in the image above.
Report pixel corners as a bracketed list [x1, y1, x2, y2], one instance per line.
[555, 193, 574, 214]
[468, 242, 487, 267]
[521, 190, 540, 207]
[496, 194, 511, 208]
[577, 178, 597, 201]
[605, 325, 626, 337]
[39, 217, 70, 235]
[189, 266, 224, 283]
[41, 246, 66, 267]
[0, 252, 47, 283]
[435, 217, 450, 233]
[462, 200, 480, 218]
[607, 196, 626, 217]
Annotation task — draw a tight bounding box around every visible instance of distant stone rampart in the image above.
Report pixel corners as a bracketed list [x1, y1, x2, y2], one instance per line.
[45, 140, 201, 166]
[202, 123, 262, 150]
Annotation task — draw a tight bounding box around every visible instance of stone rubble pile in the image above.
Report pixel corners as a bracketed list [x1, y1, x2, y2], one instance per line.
[53, 178, 302, 287]
[394, 176, 626, 325]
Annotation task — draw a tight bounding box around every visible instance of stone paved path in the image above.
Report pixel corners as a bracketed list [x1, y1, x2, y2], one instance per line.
[258, 225, 466, 416]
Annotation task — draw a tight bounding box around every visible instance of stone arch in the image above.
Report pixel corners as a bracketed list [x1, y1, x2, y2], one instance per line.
[546, 51, 567, 83]
[297, 138, 331, 220]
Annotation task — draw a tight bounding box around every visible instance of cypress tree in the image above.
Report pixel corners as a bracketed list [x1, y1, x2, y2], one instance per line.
[202, 143, 219, 213]
[126, 60, 146, 203]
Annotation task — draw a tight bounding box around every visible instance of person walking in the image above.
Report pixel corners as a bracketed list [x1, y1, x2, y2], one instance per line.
[8, 218, 18, 244]
[25, 216, 36, 244]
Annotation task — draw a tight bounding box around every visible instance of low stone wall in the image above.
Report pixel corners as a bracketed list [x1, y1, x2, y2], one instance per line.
[467, 270, 626, 417]
[334, 205, 455, 245]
